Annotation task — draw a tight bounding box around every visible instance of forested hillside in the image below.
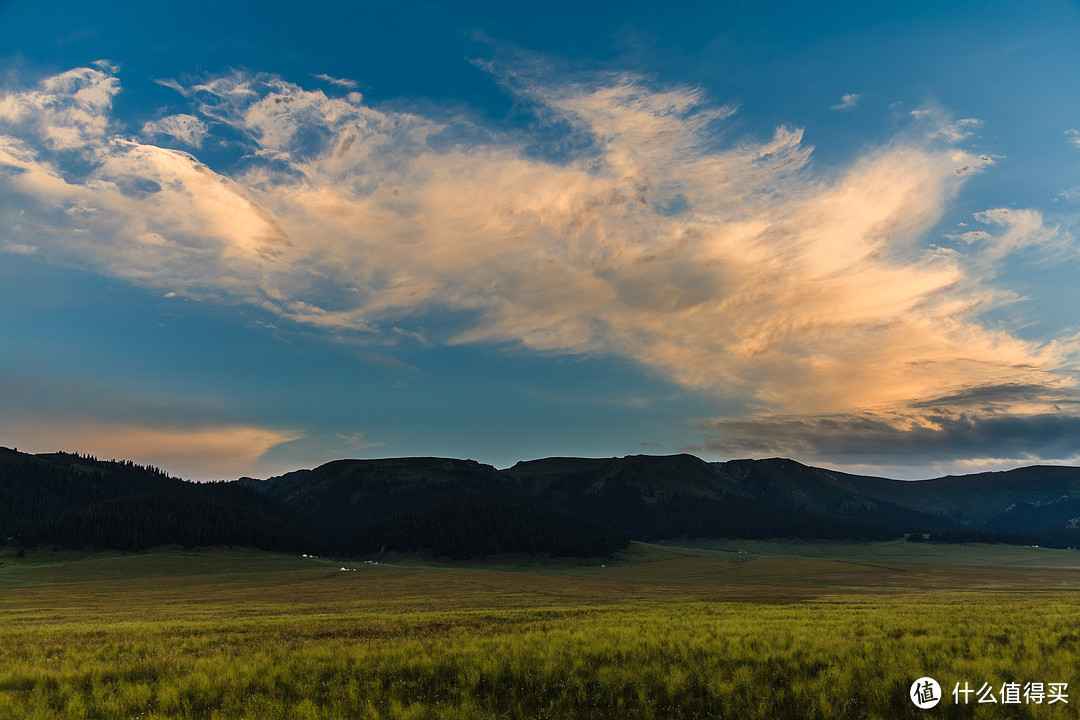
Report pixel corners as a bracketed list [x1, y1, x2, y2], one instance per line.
[0, 448, 315, 552]
[5, 447, 1079, 557]
[0, 448, 625, 558]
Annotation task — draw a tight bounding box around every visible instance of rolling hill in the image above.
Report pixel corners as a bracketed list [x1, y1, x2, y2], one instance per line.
[239, 457, 627, 557]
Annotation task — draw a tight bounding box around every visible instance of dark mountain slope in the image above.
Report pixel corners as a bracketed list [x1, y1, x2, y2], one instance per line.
[2, 449, 624, 558]
[0, 447, 315, 551]
[508, 453, 750, 500]
[904, 466, 1080, 525]
[504, 454, 902, 541]
[715, 458, 962, 532]
[242, 457, 628, 558]
[7, 445, 1080, 555]
[716, 458, 1080, 534]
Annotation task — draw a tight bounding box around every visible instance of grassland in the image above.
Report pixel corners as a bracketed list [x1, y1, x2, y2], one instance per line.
[1, 541, 1078, 719]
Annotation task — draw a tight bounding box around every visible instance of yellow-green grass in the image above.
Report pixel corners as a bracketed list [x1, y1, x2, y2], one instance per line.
[1, 543, 1078, 719]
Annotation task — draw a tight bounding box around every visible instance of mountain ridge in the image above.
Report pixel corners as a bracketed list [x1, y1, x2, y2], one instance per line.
[4, 446, 1080, 557]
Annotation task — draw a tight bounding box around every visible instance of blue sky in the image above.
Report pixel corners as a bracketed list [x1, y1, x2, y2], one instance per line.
[2, 1, 1080, 480]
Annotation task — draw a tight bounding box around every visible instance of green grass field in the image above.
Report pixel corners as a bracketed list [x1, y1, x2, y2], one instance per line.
[1, 541, 1078, 719]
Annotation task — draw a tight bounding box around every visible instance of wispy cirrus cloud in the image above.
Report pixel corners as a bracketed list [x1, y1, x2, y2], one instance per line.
[1, 64, 1077, 468]
[947, 206, 1071, 262]
[312, 73, 359, 89]
[142, 113, 209, 147]
[831, 92, 860, 111]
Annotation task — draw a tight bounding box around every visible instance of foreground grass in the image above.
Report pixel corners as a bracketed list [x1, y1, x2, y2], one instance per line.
[1, 544, 1078, 719]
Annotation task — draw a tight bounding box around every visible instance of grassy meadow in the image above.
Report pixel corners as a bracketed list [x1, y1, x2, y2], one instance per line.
[1, 541, 1078, 719]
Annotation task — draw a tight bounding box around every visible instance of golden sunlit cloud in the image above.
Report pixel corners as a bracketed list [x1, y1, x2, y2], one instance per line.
[5, 421, 301, 482]
[2, 65, 1077, 464]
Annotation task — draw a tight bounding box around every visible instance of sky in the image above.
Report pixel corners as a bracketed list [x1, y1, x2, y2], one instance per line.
[2, 0, 1080, 481]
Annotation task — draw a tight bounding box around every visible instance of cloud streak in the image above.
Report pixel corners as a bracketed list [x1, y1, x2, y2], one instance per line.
[702, 408, 1080, 478]
[2, 65, 1077, 467]
[4, 419, 300, 481]
[0, 369, 303, 480]
[831, 92, 860, 111]
[313, 73, 359, 89]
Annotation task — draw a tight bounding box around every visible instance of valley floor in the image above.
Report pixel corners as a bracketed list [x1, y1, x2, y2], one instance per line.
[1, 541, 1079, 718]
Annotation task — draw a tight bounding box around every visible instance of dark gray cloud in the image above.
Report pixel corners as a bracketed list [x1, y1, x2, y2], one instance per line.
[703, 410, 1080, 466]
[907, 382, 1080, 410]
